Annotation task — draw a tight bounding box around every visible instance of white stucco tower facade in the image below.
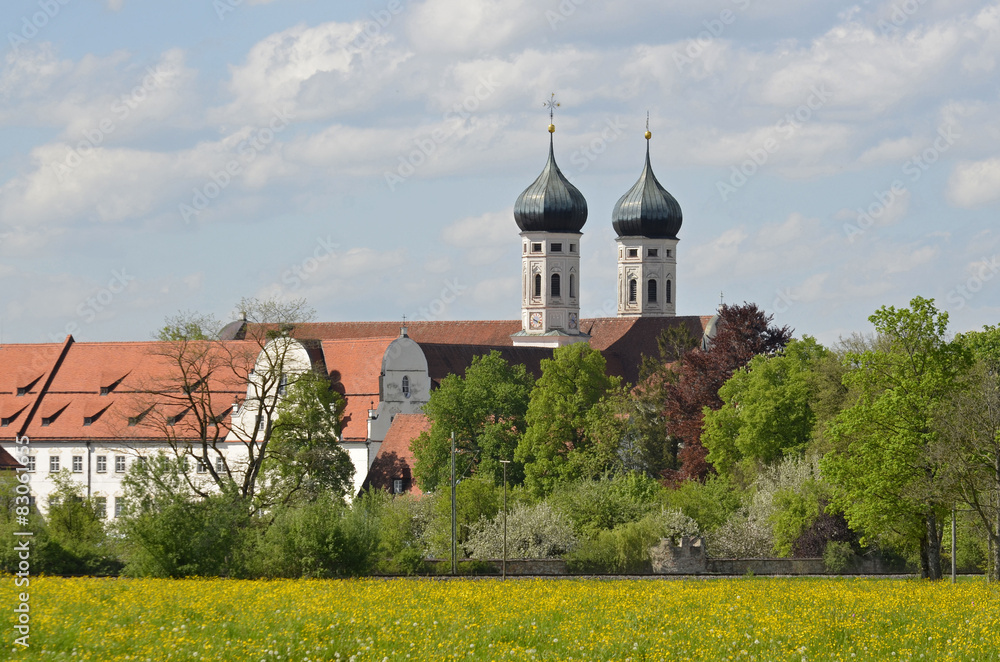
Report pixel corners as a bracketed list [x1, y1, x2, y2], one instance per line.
[511, 124, 590, 348]
[613, 131, 683, 318]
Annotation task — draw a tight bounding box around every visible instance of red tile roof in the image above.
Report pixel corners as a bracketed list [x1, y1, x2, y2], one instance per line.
[292, 321, 522, 346]
[0, 445, 19, 470]
[290, 316, 712, 386]
[0, 337, 254, 442]
[364, 413, 430, 495]
[319, 337, 396, 441]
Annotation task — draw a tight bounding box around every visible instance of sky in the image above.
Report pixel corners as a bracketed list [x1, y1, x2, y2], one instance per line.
[1, 0, 998, 347]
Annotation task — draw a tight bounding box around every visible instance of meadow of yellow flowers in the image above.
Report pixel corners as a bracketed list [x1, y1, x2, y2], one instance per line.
[4, 576, 998, 661]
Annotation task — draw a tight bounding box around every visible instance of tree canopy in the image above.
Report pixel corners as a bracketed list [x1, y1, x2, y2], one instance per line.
[515, 343, 624, 496]
[412, 351, 534, 492]
[821, 296, 971, 579]
[703, 336, 829, 476]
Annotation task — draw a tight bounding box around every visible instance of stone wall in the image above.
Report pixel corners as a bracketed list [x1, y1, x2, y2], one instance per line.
[650, 537, 708, 574]
[424, 559, 568, 576]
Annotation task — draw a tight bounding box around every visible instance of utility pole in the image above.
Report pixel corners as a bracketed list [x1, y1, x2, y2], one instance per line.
[952, 507, 957, 584]
[451, 432, 457, 576]
[500, 459, 511, 580]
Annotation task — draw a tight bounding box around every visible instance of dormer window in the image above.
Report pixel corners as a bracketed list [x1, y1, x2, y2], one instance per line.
[84, 417, 94, 427]
[16, 388, 27, 397]
[401, 375, 410, 398]
[100, 387, 110, 396]
[0, 418, 9, 428]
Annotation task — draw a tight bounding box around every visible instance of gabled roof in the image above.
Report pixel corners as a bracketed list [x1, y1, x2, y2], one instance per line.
[0, 445, 19, 470]
[364, 413, 430, 495]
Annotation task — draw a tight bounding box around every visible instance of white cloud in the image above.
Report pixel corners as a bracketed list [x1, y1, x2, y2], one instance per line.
[947, 158, 1000, 208]
[442, 209, 514, 264]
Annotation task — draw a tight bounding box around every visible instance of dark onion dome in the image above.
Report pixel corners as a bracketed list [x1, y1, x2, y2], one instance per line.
[612, 139, 682, 239]
[514, 131, 588, 233]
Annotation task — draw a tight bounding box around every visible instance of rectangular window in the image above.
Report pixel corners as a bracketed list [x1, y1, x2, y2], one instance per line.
[95, 497, 107, 519]
[24, 456, 35, 472]
[393, 479, 404, 494]
[96, 456, 107, 473]
[196, 460, 207, 474]
[569, 244, 577, 253]
[531, 243, 542, 253]
[215, 457, 225, 473]
[627, 248, 639, 258]
[647, 248, 659, 257]
[115, 455, 127, 473]
[666, 249, 672, 257]
[49, 456, 60, 473]
[114, 497, 123, 518]
[72, 456, 83, 473]
[550, 243, 562, 252]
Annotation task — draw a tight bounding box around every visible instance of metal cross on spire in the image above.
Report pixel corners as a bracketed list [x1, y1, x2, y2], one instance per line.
[545, 93, 560, 123]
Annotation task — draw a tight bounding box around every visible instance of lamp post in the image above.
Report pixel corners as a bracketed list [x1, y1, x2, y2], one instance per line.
[500, 460, 511, 580]
[451, 432, 457, 576]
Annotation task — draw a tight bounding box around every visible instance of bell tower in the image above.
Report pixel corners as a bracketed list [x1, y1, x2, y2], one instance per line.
[511, 96, 589, 348]
[613, 123, 682, 318]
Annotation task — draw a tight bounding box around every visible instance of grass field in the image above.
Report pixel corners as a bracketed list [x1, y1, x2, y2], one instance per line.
[4, 576, 999, 661]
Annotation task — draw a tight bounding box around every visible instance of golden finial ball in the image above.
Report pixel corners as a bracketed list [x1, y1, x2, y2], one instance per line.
[645, 130, 652, 140]
[548, 124, 556, 133]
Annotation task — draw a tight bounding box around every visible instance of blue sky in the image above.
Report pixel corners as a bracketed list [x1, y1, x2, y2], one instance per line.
[1, 0, 998, 347]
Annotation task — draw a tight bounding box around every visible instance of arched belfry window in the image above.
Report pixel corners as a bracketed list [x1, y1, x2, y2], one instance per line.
[551, 273, 561, 298]
[533, 274, 542, 298]
[648, 279, 657, 303]
[569, 274, 576, 298]
[666, 280, 672, 304]
[628, 279, 637, 303]
[401, 375, 410, 398]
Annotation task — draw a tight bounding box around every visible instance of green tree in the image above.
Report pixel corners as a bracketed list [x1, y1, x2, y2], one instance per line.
[268, 370, 353, 505]
[515, 343, 623, 496]
[703, 337, 829, 475]
[822, 296, 971, 579]
[937, 325, 1000, 580]
[412, 351, 534, 492]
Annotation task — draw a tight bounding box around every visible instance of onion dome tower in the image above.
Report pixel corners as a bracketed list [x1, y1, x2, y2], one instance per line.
[511, 95, 590, 348]
[613, 121, 682, 317]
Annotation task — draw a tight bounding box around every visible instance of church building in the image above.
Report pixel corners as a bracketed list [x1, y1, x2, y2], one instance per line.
[0, 119, 715, 508]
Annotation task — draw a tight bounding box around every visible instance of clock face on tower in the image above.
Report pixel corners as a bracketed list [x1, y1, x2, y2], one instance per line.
[568, 312, 578, 329]
[529, 312, 543, 330]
